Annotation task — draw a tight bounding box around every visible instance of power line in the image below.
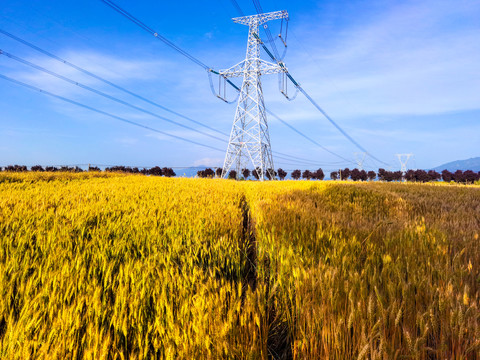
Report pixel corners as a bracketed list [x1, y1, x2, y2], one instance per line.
[0, 49, 226, 143]
[0, 29, 228, 137]
[101, 0, 378, 167]
[0, 73, 224, 153]
[1, 56, 327, 166]
[2, 9, 384, 170]
[228, 1, 381, 167]
[99, 0, 242, 93]
[296, 87, 390, 166]
[100, 0, 209, 69]
[0, 33, 329, 168]
[101, 0, 386, 167]
[229, 0, 245, 16]
[231, 0, 390, 167]
[272, 150, 346, 166]
[224, 3, 357, 166]
[252, 0, 281, 60]
[100, 0, 355, 165]
[266, 109, 355, 165]
[274, 154, 348, 167]
[99, 1, 241, 92]
[253, 29, 390, 166]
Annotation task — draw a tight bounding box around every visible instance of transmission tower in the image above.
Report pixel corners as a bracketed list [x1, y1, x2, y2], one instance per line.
[354, 152, 366, 170]
[219, 10, 289, 180]
[396, 153, 413, 173]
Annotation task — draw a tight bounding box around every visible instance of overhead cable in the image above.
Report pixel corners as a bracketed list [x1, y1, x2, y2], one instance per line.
[252, 0, 281, 60]
[0, 73, 224, 152]
[266, 109, 355, 165]
[296, 87, 390, 166]
[101, 0, 368, 166]
[272, 150, 346, 166]
[0, 34, 328, 166]
[0, 29, 227, 137]
[100, 0, 210, 70]
[273, 154, 349, 167]
[253, 29, 390, 166]
[229, 0, 245, 16]
[98, 2, 241, 94]
[0, 49, 226, 143]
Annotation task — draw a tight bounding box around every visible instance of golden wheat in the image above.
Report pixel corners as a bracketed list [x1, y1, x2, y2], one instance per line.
[0, 174, 478, 359]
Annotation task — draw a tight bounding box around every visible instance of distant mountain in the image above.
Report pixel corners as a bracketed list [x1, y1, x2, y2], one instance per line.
[432, 157, 480, 172]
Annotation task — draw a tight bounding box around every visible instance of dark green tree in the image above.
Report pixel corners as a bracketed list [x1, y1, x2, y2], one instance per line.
[277, 168, 287, 180]
[266, 168, 277, 180]
[313, 168, 324, 180]
[228, 170, 237, 180]
[350, 168, 361, 181]
[31, 165, 44, 172]
[340, 168, 350, 180]
[149, 166, 163, 176]
[242, 168, 251, 179]
[162, 167, 176, 177]
[441, 169, 453, 182]
[302, 170, 313, 180]
[367, 171, 376, 181]
[291, 169, 301, 180]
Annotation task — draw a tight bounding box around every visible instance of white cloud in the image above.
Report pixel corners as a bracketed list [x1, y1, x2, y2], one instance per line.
[5, 49, 173, 97]
[283, 0, 480, 119]
[193, 157, 223, 167]
[2, 0, 479, 169]
[115, 137, 138, 146]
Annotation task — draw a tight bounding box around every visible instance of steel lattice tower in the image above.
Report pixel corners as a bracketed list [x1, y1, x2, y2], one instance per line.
[396, 153, 413, 173]
[354, 152, 366, 170]
[219, 10, 288, 180]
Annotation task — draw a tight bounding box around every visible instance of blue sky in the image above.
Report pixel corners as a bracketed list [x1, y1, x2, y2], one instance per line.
[1, 0, 479, 171]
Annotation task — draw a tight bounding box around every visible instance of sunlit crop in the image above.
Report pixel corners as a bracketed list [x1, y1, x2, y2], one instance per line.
[0, 173, 478, 359]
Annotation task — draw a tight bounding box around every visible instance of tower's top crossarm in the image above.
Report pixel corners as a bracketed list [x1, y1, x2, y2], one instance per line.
[232, 10, 288, 26]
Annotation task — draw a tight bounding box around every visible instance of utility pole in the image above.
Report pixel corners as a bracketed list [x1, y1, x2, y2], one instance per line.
[219, 10, 289, 181]
[396, 153, 413, 173]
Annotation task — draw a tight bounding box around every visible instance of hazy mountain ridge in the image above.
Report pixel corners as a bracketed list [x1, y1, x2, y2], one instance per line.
[432, 157, 480, 172]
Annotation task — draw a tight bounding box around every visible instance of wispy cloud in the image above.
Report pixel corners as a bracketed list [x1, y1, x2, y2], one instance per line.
[193, 157, 223, 167]
[145, 129, 226, 146]
[5, 50, 170, 95]
[114, 136, 139, 146]
[1, 0, 478, 169]
[285, 0, 480, 119]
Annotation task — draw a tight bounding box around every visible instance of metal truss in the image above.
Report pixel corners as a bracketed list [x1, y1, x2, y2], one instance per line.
[396, 153, 413, 173]
[221, 10, 288, 181]
[354, 152, 366, 170]
[232, 10, 288, 26]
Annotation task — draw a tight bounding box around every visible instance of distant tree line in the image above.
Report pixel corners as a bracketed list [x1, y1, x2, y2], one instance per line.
[197, 166, 480, 184]
[197, 167, 283, 180]
[0, 165, 176, 177]
[330, 168, 479, 184]
[3, 165, 480, 183]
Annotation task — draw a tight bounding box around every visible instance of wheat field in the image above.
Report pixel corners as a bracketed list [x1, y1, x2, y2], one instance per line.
[0, 172, 478, 359]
